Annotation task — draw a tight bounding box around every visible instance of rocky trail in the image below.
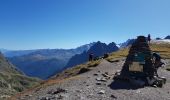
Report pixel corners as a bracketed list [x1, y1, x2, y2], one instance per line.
[11, 59, 170, 100]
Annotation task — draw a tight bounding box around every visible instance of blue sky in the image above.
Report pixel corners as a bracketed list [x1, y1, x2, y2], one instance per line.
[0, 0, 170, 50]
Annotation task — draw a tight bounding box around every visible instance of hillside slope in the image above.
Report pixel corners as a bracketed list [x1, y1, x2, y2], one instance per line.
[0, 52, 40, 100]
[10, 43, 170, 100]
[12, 58, 170, 100]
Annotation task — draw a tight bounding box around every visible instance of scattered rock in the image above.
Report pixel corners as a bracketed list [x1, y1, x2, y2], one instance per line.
[105, 72, 109, 75]
[96, 77, 107, 82]
[0, 95, 11, 99]
[98, 90, 105, 94]
[48, 88, 67, 95]
[114, 70, 121, 77]
[75, 89, 82, 93]
[111, 94, 117, 99]
[102, 72, 111, 79]
[94, 73, 99, 76]
[25, 94, 33, 97]
[78, 68, 91, 74]
[87, 93, 94, 98]
[96, 82, 102, 85]
[136, 90, 141, 94]
[96, 77, 102, 81]
[102, 74, 109, 77]
[101, 78, 107, 82]
[57, 95, 64, 99]
[40, 97, 50, 100]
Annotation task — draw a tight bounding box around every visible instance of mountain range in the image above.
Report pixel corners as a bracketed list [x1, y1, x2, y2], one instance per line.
[7, 43, 95, 79]
[118, 39, 136, 48]
[66, 41, 119, 68]
[165, 35, 170, 39]
[10, 36, 170, 100]
[1, 35, 169, 80]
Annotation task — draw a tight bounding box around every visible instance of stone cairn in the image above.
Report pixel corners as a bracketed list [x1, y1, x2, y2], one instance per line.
[120, 36, 154, 79]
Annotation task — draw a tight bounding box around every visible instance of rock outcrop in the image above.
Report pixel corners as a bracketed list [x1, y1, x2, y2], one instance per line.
[66, 41, 119, 68]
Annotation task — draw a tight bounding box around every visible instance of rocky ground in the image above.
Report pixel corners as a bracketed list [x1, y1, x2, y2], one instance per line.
[11, 59, 170, 100]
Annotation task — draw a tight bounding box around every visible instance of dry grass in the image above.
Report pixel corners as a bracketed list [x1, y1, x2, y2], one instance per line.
[150, 43, 170, 59]
[106, 43, 170, 62]
[54, 60, 101, 79]
[106, 48, 129, 62]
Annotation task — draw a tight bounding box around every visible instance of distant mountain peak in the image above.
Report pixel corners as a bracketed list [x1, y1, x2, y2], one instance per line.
[66, 41, 119, 68]
[165, 35, 170, 39]
[119, 39, 136, 48]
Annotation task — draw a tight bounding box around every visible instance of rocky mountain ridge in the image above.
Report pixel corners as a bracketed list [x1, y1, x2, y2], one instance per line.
[66, 41, 119, 69]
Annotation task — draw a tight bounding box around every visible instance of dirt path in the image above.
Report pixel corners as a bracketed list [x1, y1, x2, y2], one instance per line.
[13, 59, 170, 100]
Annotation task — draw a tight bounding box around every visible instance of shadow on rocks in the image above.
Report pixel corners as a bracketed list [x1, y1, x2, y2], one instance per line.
[109, 80, 143, 90]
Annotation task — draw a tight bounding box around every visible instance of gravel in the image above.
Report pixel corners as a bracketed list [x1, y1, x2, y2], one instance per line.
[14, 59, 170, 100]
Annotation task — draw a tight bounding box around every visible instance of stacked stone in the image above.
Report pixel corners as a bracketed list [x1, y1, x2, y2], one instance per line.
[120, 36, 154, 78]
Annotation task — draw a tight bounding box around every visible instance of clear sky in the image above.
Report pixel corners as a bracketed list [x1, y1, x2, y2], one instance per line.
[0, 0, 170, 50]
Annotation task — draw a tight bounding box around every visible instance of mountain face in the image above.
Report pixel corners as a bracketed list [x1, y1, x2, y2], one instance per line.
[7, 43, 95, 79]
[0, 52, 40, 98]
[156, 37, 162, 40]
[165, 35, 170, 39]
[119, 39, 136, 48]
[66, 41, 119, 68]
[0, 52, 20, 74]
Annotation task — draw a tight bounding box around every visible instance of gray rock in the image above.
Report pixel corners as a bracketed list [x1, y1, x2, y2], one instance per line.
[40, 97, 50, 100]
[75, 89, 82, 93]
[57, 95, 64, 99]
[96, 77, 102, 81]
[98, 90, 105, 94]
[94, 73, 99, 76]
[96, 77, 107, 82]
[111, 95, 117, 99]
[96, 82, 102, 85]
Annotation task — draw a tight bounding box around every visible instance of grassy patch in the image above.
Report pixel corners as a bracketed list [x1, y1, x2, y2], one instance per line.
[87, 60, 101, 68]
[55, 60, 101, 79]
[106, 48, 129, 62]
[106, 43, 170, 62]
[0, 72, 40, 96]
[150, 43, 170, 59]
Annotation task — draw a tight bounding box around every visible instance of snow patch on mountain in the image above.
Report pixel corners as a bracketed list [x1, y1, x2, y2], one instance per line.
[151, 39, 170, 44]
